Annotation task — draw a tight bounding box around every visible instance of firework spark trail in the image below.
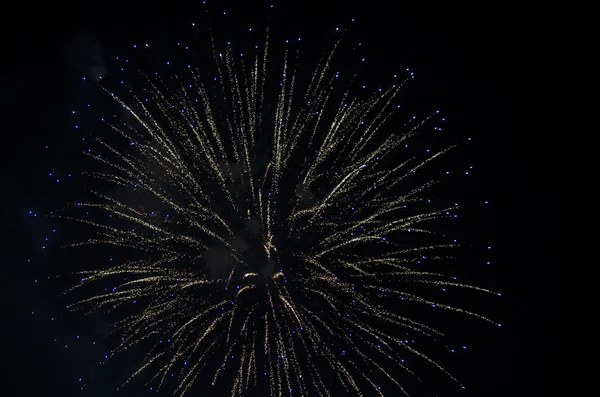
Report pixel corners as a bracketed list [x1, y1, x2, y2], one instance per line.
[58, 26, 499, 396]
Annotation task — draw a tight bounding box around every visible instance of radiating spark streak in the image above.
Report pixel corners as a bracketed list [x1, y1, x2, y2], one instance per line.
[173, 301, 229, 337]
[363, 285, 499, 325]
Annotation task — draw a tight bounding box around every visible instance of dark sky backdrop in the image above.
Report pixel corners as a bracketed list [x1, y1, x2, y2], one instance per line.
[1, 1, 545, 396]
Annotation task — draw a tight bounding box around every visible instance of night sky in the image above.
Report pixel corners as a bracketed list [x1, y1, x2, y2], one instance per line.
[2, 1, 543, 396]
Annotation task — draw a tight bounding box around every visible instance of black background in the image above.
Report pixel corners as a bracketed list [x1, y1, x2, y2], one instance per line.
[2, 1, 545, 395]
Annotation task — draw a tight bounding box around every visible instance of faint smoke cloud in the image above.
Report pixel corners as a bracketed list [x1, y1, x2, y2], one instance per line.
[63, 31, 107, 82]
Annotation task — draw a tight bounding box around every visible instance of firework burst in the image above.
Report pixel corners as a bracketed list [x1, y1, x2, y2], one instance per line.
[56, 22, 499, 396]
